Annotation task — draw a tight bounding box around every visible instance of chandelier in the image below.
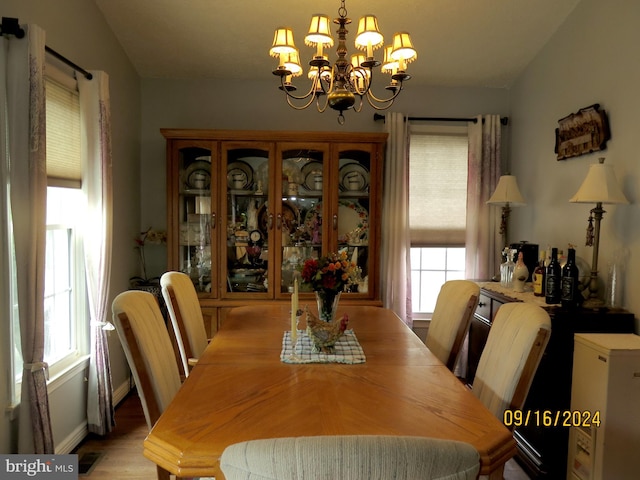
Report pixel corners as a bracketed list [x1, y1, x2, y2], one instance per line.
[269, 0, 417, 124]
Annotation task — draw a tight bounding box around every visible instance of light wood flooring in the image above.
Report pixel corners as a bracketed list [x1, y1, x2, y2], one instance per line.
[74, 391, 530, 479]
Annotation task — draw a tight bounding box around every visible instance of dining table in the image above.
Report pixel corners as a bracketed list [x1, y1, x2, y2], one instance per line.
[143, 304, 516, 479]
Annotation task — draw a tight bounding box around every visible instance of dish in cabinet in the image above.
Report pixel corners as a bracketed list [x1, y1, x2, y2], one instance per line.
[227, 160, 254, 190]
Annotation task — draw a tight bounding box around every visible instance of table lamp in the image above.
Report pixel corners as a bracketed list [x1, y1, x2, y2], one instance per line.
[487, 174, 526, 248]
[569, 157, 628, 306]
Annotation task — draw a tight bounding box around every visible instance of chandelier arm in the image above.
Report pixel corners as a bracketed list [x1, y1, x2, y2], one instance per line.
[279, 75, 320, 102]
[364, 82, 404, 108]
[285, 92, 322, 110]
[352, 95, 364, 112]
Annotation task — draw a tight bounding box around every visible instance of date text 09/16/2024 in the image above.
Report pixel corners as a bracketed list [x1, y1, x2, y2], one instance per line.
[503, 409, 601, 428]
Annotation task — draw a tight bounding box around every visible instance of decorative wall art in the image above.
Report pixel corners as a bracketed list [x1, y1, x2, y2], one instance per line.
[555, 104, 610, 160]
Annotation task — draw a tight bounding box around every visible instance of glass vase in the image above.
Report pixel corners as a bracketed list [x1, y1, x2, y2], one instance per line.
[315, 290, 341, 322]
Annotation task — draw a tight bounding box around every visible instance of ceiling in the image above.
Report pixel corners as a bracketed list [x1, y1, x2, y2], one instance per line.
[94, 0, 581, 88]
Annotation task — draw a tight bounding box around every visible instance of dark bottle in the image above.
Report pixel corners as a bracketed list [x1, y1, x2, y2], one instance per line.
[532, 250, 546, 297]
[545, 248, 561, 304]
[561, 248, 580, 308]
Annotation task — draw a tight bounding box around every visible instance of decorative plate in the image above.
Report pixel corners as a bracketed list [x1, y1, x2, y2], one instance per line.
[301, 161, 324, 191]
[337, 199, 368, 243]
[304, 200, 368, 244]
[257, 201, 300, 237]
[227, 160, 254, 190]
[184, 160, 211, 190]
[339, 162, 369, 192]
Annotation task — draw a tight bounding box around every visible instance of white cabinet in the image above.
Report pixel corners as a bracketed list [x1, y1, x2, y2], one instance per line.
[568, 333, 640, 480]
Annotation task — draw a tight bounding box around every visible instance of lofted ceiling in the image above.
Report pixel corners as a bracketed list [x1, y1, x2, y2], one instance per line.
[94, 0, 581, 88]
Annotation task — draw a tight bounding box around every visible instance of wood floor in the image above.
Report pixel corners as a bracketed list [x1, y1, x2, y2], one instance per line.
[73, 392, 157, 479]
[74, 390, 530, 480]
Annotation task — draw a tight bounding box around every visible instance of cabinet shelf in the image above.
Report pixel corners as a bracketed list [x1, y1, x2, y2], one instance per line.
[164, 129, 387, 332]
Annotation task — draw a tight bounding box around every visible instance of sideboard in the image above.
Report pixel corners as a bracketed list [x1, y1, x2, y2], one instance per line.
[468, 282, 635, 479]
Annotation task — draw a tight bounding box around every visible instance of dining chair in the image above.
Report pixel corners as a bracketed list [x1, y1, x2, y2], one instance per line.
[112, 290, 183, 480]
[472, 302, 551, 420]
[161, 271, 210, 376]
[425, 280, 480, 371]
[220, 435, 480, 480]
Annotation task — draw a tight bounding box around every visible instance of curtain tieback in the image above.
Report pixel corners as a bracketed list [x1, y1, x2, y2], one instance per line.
[24, 361, 50, 380]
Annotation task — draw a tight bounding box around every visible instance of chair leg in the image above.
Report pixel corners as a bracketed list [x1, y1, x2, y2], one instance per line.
[157, 465, 171, 480]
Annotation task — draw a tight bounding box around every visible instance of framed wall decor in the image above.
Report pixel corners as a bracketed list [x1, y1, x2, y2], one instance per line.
[555, 104, 610, 160]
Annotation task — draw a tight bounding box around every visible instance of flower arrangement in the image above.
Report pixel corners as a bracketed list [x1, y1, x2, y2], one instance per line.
[130, 227, 167, 286]
[300, 250, 360, 293]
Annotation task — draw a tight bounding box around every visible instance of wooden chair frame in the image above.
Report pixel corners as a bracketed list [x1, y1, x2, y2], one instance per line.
[117, 312, 175, 480]
[445, 293, 479, 371]
[508, 326, 551, 416]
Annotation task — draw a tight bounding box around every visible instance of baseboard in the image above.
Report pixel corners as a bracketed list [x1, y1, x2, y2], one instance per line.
[56, 422, 87, 454]
[112, 378, 132, 407]
[55, 378, 132, 454]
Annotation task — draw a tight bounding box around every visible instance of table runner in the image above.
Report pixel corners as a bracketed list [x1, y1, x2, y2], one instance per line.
[280, 329, 366, 364]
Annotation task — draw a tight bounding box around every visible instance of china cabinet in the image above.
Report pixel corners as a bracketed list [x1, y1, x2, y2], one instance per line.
[163, 129, 387, 332]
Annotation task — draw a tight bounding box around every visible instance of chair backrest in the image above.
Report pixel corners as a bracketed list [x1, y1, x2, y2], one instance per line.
[112, 290, 182, 429]
[220, 435, 480, 480]
[472, 302, 551, 420]
[161, 271, 209, 375]
[425, 280, 480, 371]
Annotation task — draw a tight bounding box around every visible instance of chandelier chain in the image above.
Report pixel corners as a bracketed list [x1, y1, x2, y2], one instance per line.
[338, 0, 347, 19]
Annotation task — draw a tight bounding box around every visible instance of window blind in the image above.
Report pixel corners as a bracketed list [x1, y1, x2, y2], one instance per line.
[45, 73, 81, 187]
[409, 128, 468, 246]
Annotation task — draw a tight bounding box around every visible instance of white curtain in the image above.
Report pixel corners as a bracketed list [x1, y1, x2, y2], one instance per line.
[79, 71, 115, 435]
[380, 112, 412, 325]
[1, 24, 54, 453]
[465, 115, 501, 280]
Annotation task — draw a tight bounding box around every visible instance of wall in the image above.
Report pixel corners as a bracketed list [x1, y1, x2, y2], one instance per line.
[509, 0, 640, 331]
[139, 77, 510, 276]
[1, 0, 141, 453]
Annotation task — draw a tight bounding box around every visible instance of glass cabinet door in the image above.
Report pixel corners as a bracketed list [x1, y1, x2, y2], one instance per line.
[175, 142, 217, 294]
[222, 144, 273, 297]
[277, 145, 329, 296]
[334, 145, 375, 295]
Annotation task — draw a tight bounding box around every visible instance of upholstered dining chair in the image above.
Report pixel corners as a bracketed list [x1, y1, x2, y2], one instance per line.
[472, 302, 551, 420]
[112, 290, 183, 480]
[425, 280, 480, 371]
[220, 435, 480, 480]
[161, 271, 210, 377]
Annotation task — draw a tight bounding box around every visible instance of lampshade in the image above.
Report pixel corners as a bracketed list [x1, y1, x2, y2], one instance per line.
[355, 15, 384, 50]
[381, 45, 399, 73]
[305, 15, 333, 47]
[487, 175, 526, 206]
[390, 32, 417, 63]
[282, 50, 302, 77]
[270, 27, 296, 57]
[569, 158, 629, 204]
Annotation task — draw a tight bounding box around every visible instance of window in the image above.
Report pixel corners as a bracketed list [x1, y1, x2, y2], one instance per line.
[44, 73, 88, 378]
[45, 187, 87, 374]
[409, 125, 468, 316]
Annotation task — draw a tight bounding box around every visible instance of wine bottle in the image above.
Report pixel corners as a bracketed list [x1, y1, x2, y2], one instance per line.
[561, 247, 580, 308]
[545, 248, 561, 304]
[533, 250, 546, 297]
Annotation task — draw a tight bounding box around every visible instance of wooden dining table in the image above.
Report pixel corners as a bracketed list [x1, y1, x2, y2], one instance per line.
[143, 304, 516, 479]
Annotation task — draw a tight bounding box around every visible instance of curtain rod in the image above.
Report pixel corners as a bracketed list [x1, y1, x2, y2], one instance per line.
[1, 17, 93, 80]
[373, 113, 508, 125]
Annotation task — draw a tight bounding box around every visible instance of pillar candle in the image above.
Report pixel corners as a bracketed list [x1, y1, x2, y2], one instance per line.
[291, 278, 298, 343]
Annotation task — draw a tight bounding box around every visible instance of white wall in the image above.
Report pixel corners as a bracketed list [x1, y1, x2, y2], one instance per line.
[139, 77, 510, 276]
[1, 0, 141, 453]
[509, 0, 640, 330]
